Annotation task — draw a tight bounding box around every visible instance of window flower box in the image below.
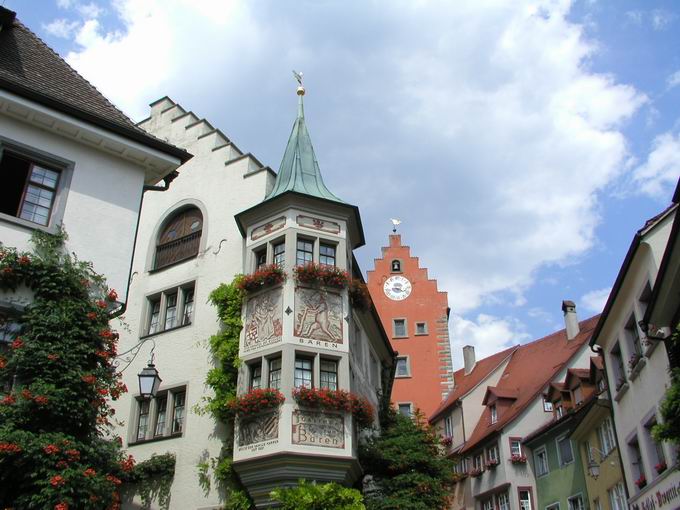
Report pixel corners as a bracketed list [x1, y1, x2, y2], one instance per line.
[635, 474, 647, 489]
[441, 436, 453, 448]
[348, 279, 372, 311]
[642, 338, 659, 358]
[469, 468, 483, 478]
[237, 265, 286, 293]
[510, 454, 527, 464]
[227, 388, 284, 418]
[629, 355, 646, 380]
[292, 387, 374, 429]
[485, 459, 499, 469]
[614, 380, 629, 402]
[655, 461, 667, 474]
[294, 263, 349, 289]
[452, 472, 468, 483]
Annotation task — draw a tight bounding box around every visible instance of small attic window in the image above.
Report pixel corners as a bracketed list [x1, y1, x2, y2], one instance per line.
[391, 260, 401, 272]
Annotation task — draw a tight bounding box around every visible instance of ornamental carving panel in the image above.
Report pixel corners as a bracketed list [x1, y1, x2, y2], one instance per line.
[292, 410, 344, 449]
[297, 215, 341, 234]
[294, 288, 343, 344]
[237, 411, 279, 447]
[243, 289, 283, 353]
[251, 216, 286, 241]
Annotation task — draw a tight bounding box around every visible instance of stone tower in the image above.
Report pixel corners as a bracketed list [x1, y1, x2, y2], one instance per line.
[367, 234, 453, 418]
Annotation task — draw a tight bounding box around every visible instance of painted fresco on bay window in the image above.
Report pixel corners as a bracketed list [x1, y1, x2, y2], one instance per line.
[294, 288, 343, 343]
[244, 289, 283, 353]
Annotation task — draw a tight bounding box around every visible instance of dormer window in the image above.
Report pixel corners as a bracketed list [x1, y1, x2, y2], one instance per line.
[391, 259, 401, 272]
[556, 403, 564, 418]
[573, 385, 583, 405]
[490, 404, 498, 424]
[155, 207, 202, 270]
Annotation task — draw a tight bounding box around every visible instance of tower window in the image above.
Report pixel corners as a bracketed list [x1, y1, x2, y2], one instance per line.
[393, 319, 407, 338]
[320, 243, 336, 267]
[395, 356, 410, 377]
[391, 260, 401, 272]
[296, 239, 314, 266]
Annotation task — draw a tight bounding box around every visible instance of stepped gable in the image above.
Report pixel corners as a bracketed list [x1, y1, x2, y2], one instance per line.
[460, 314, 600, 453]
[429, 346, 517, 422]
[0, 8, 188, 162]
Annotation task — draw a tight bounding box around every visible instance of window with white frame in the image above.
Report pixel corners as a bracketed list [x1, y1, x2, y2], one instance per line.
[269, 358, 282, 390]
[573, 385, 583, 405]
[255, 247, 267, 270]
[320, 359, 338, 390]
[296, 238, 313, 266]
[644, 417, 666, 473]
[395, 356, 410, 378]
[510, 438, 523, 457]
[294, 357, 313, 388]
[473, 453, 483, 471]
[415, 322, 427, 335]
[250, 363, 262, 390]
[567, 495, 584, 510]
[490, 404, 498, 424]
[519, 489, 533, 510]
[134, 387, 186, 442]
[556, 403, 564, 418]
[543, 395, 553, 412]
[597, 417, 616, 456]
[557, 435, 574, 466]
[482, 499, 494, 510]
[608, 482, 626, 510]
[593, 498, 602, 510]
[497, 492, 510, 510]
[535, 446, 549, 476]
[487, 443, 499, 462]
[625, 314, 643, 357]
[610, 342, 626, 389]
[628, 435, 645, 484]
[444, 415, 453, 438]
[273, 241, 285, 267]
[583, 440, 594, 463]
[145, 283, 195, 335]
[319, 243, 336, 267]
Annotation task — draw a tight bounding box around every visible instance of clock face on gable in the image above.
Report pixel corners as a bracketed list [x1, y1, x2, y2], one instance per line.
[383, 275, 412, 301]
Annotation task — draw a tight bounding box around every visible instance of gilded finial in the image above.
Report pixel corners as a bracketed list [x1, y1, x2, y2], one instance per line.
[292, 70, 305, 96]
[390, 218, 402, 233]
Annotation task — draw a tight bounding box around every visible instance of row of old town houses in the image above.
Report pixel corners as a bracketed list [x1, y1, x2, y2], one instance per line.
[0, 6, 678, 510]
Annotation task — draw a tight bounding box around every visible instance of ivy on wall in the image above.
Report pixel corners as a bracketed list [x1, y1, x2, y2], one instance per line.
[653, 323, 680, 447]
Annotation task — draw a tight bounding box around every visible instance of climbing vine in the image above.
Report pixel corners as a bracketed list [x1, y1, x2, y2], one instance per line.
[121, 453, 176, 510]
[198, 277, 253, 509]
[653, 323, 680, 445]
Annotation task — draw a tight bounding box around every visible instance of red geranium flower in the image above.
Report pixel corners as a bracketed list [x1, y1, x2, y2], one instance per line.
[83, 468, 96, 477]
[96, 300, 107, 309]
[21, 388, 32, 399]
[34, 395, 49, 405]
[11, 338, 23, 349]
[0, 356, 6, 369]
[1, 394, 16, 405]
[106, 474, 122, 485]
[47, 353, 59, 361]
[0, 442, 21, 453]
[43, 444, 60, 455]
[87, 311, 98, 320]
[107, 289, 118, 302]
[55, 503, 68, 510]
[50, 475, 65, 486]
[81, 374, 96, 384]
[65, 449, 80, 460]
[18, 255, 30, 265]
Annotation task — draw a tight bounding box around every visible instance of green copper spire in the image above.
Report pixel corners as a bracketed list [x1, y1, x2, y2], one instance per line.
[265, 75, 344, 203]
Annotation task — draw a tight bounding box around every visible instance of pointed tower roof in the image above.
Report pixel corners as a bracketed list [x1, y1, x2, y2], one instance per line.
[265, 83, 344, 203]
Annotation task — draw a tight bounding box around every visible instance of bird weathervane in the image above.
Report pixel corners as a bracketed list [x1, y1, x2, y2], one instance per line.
[292, 70, 305, 96]
[390, 218, 402, 233]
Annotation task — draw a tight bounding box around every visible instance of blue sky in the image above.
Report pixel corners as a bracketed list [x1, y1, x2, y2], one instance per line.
[6, 0, 679, 365]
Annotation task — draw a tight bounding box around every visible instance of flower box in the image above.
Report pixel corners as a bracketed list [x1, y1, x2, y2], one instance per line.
[451, 472, 468, 483]
[292, 387, 374, 429]
[237, 265, 286, 293]
[469, 468, 483, 478]
[510, 454, 527, 464]
[628, 352, 642, 370]
[227, 388, 284, 417]
[294, 263, 349, 289]
[635, 474, 647, 489]
[655, 461, 667, 474]
[485, 459, 499, 469]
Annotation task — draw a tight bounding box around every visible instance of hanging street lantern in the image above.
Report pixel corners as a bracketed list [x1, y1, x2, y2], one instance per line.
[138, 358, 162, 399]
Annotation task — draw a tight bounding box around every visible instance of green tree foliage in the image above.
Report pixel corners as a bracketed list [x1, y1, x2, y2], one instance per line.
[0, 230, 128, 509]
[653, 324, 680, 445]
[360, 409, 455, 510]
[270, 480, 365, 510]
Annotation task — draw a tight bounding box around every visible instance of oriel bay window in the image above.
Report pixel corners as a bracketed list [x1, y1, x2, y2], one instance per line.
[269, 358, 282, 390]
[250, 363, 262, 390]
[145, 283, 195, 336]
[319, 243, 336, 266]
[273, 242, 285, 266]
[296, 239, 313, 266]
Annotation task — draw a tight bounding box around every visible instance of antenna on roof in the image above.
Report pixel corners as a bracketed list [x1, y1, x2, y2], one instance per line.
[390, 218, 402, 233]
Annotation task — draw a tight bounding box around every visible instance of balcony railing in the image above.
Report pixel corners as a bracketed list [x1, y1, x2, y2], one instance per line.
[154, 230, 201, 270]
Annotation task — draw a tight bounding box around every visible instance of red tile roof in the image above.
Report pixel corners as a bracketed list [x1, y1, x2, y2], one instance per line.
[482, 386, 519, 405]
[460, 315, 600, 454]
[430, 346, 517, 422]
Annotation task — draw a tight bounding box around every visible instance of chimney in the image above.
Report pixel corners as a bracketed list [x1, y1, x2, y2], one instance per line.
[463, 345, 476, 375]
[562, 300, 579, 340]
[0, 7, 16, 32]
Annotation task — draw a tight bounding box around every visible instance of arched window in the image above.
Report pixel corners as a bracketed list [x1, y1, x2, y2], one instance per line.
[391, 260, 401, 272]
[154, 208, 203, 269]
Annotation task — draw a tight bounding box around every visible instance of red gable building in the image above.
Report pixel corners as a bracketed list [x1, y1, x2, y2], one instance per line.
[367, 234, 454, 417]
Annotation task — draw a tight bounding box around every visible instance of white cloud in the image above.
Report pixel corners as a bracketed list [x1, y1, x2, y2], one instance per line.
[61, 0, 647, 315]
[56, 0, 73, 8]
[633, 132, 680, 199]
[581, 287, 611, 313]
[667, 70, 680, 90]
[652, 9, 675, 30]
[625, 10, 643, 25]
[77, 2, 104, 19]
[450, 313, 530, 368]
[43, 18, 80, 39]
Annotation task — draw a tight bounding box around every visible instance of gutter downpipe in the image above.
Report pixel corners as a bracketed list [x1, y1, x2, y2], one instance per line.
[111, 171, 179, 319]
[590, 343, 631, 502]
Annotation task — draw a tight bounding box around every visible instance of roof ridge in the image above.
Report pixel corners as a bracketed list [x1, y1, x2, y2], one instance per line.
[14, 20, 141, 132]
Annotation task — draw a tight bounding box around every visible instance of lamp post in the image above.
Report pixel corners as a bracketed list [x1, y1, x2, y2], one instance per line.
[138, 353, 162, 399]
[586, 446, 609, 479]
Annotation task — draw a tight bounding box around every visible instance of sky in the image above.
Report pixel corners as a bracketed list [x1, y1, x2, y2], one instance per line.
[6, 0, 680, 367]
